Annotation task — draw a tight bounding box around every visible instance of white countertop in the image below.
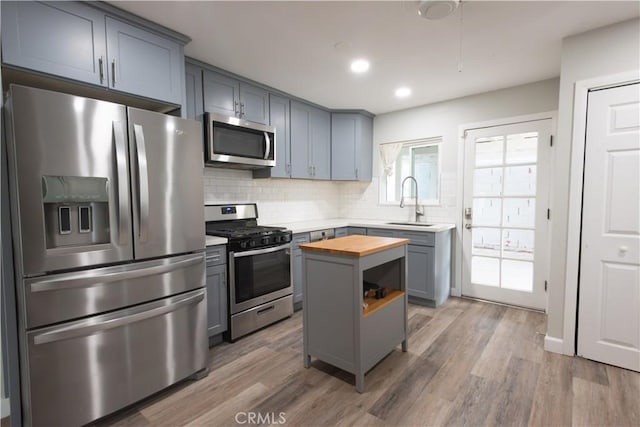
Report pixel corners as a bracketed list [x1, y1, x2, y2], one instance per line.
[205, 236, 228, 246]
[265, 218, 456, 234]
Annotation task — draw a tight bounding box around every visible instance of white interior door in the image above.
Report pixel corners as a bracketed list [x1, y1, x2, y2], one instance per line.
[577, 82, 640, 372]
[462, 120, 551, 310]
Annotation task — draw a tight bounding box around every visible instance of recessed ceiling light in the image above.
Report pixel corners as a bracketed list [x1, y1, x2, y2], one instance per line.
[350, 59, 370, 74]
[395, 87, 412, 98]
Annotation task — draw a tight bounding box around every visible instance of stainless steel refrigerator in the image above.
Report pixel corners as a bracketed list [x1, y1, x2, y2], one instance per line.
[4, 85, 208, 426]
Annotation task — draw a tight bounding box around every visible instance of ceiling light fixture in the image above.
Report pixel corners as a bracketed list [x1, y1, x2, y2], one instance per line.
[395, 87, 411, 98]
[350, 59, 370, 74]
[417, 0, 460, 20]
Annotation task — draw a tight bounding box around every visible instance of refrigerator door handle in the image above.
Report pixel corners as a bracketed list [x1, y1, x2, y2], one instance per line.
[29, 254, 204, 293]
[133, 124, 150, 242]
[32, 289, 205, 345]
[113, 121, 129, 245]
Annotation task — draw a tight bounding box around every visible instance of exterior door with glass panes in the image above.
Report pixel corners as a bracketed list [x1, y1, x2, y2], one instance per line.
[462, 120, 551, 310]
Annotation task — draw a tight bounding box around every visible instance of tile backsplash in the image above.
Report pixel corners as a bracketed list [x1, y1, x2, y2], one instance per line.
[203, 168, 457, 225]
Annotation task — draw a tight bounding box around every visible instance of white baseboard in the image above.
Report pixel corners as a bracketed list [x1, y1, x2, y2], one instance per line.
[544, 335, 565, 354]
[1, 397, 10, 418]
[450, 287, 461, 297]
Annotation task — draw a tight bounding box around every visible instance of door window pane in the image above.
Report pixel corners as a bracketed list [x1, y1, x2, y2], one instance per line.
[473, 198, 502, 226]
[506, 132, 537, 164]
[472, 256, 500, 286]
[502, 260, 533, 291]
[503, 198, 535, 228]
[502, 229, 534, 261]
[474, 168, 502, 196]
[475, 137, 504, 167]
[503, 165, 536, 196]
[472, 227, 501, 257]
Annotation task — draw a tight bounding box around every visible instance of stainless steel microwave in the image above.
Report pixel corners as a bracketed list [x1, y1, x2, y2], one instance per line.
[204, 112, 276, 169]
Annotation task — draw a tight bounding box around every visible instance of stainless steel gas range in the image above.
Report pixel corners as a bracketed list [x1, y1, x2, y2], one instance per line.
[205, 204, 293, 341]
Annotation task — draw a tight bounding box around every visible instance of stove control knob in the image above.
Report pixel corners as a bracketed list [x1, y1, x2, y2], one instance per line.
[240, 241, 248, 249]
[262, 237, 270, 245]
[273, 236, 281, 243]
[249, 240, 256, 247]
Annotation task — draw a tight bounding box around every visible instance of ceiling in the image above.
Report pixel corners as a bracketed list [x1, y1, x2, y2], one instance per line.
[109, 1, 640, 115]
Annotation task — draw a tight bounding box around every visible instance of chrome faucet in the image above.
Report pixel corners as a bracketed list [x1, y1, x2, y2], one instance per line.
[400, 176, 424, 223]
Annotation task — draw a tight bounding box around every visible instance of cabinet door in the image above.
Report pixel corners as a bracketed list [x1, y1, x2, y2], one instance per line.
[105, 17, 183, 105]
[206, 263, 228, 337]
[335, 227, 349, 238]
[331, 113, 357, 180]
[290, 100, 312, 179]
[407, 244, 435, 300]
[347, 227, 367, 236]
[1, 1, 107, 87]
[310, 107, 331, 180]
[269, 94, 291, 178]
[240, 83, 269, 125]
[184, 63, 204, 121]
[358, 115, 374, 181]
[292, 233, 310, 306]
[202, 70, 239, 118]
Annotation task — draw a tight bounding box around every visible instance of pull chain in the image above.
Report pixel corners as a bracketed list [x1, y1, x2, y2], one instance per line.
[458, 1, 464, 73]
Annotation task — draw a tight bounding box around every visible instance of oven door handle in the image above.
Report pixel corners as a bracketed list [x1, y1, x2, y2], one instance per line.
[231, 244, 291, 258]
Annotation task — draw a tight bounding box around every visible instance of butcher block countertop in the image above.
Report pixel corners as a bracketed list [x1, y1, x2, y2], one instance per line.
[299, 235, 409, 257]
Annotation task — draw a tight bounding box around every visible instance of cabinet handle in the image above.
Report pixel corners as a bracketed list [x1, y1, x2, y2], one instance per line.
[98, 56, 104, 84]
[111, 59, 117, 85]
[234, 101, 239, 116]
[355, 168, 358, 179]
[240, 103, 245, 117]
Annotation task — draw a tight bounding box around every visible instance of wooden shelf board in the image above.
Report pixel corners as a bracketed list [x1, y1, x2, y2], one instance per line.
[363, 289, 405, 318]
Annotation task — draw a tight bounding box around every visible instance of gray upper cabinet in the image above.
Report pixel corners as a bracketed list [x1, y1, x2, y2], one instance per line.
[1, 1, 106, 87]
[202, 70, 239, 117]
[184, 63, 204, 121]
[331, 113, 373, 181]
[267, 94, 291, 178]
[202, 69, 269, 125]
[1, 1, 185, 106]
[290, 100, 331, 180]
[105, 17, 183, 105]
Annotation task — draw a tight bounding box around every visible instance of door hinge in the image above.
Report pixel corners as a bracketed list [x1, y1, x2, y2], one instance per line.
[547, 209, 551, 220]
[550, 135, 553, 147]
[544, 280, 548, 292]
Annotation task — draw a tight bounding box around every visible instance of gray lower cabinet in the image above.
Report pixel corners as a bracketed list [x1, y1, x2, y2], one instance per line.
[292, 233, 310, 310]
[290, 101, 331, 180]
[206, 245, 228, 338]
[202, 69, 269, 124]
[334, 227, 348, 238]
[331, 113, 373, 181]
[366, 228, 451, 307]
[1, 1, 185, 105]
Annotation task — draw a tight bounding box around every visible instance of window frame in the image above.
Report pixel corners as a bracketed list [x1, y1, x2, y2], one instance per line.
[379, 137, 442, 207]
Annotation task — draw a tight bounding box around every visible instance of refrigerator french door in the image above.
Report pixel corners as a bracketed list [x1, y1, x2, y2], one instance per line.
[4, 85, 207, 427]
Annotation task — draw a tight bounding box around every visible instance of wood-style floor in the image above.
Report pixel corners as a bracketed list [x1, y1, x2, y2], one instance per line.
[94, 297, 639, 427]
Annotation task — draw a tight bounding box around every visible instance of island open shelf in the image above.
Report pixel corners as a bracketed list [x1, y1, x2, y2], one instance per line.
[300, 235, 409, 392]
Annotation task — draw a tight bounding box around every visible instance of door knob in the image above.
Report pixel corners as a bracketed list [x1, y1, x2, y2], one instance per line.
[465, 224, 472, 230]
[619, 245, 628, 254]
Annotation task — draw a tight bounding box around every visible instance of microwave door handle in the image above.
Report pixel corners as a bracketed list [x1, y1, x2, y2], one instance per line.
[113, 121, 129, 245]
[133, 124, 150, 242]
[264, 132, 271, 160]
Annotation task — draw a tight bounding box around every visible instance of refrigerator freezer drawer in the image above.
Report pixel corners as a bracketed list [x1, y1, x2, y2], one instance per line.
[24, 252, 205, 329]
[25, 288, 208, 427]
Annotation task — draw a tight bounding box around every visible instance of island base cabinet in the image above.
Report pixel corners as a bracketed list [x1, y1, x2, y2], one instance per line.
[302, 241, 408, 393]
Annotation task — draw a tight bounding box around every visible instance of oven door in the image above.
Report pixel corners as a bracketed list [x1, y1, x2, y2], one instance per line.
[229, 244, 292, 314]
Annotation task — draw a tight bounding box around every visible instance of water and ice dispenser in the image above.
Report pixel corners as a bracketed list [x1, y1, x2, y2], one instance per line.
[42, 176, 110, 248]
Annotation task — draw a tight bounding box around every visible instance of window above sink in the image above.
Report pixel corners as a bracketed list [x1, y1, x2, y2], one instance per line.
[379, 137, 441, 206]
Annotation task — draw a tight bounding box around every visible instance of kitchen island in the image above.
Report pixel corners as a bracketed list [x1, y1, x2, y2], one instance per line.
[300, 235, 409, 392]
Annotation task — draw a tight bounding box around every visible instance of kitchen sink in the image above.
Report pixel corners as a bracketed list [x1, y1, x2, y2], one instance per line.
[386, 222, 435, 227]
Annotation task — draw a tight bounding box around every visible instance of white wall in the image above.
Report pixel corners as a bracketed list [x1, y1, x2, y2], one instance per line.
[340, 78, 560, 293]
[546, 18, 640, 342]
